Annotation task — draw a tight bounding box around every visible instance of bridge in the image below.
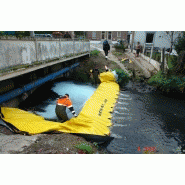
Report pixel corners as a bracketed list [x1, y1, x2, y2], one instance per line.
[0, 39, 90, 107]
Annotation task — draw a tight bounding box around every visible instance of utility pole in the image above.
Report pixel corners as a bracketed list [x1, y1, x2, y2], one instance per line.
[131, 31, 135, 53]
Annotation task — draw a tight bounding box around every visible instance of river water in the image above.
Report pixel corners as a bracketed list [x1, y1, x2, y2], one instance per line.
[16, 80, 185, 154]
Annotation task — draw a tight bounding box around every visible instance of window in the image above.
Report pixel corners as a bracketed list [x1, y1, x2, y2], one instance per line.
[102, 31, 105, 39]
[92, 31, 96, 39]
[117, 31, 121, 37]
[146, 33, 154, 43]
[108, 32, 112, 40]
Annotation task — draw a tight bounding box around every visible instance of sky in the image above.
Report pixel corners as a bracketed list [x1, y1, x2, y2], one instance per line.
[1, 1, 184, 32]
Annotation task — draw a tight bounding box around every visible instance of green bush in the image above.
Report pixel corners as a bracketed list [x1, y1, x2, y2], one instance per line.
[114, 40, 125, 51]
[90, 50, 100, 56]
[115, 69, 130, 87]
[148, 70, 185, 93]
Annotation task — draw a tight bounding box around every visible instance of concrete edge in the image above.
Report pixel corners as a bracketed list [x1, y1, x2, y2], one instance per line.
[0, 53, 90, 82]
[125, 53, 151, 78]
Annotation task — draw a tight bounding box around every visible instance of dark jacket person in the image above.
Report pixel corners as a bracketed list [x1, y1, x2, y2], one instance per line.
[103, 40, 110, 59]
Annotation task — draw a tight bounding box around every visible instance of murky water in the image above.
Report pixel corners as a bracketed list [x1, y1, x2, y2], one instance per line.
[25, 81, 96, 120]
[108, 82, 185, 154]
[27, 80, 185, 154]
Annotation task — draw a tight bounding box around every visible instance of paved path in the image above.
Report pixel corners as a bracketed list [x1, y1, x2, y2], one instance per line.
[90, 43, 159, 78]
[0, 119, 39, 154]
[90, 43, 130, 75]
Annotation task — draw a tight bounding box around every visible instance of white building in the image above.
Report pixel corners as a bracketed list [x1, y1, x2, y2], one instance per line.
[128, 31, 183, 50]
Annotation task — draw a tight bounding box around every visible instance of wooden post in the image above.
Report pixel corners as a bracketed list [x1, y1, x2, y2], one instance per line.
[143, 43, 146, 55]
[160, 48, 165, 73]
[131, 31, 135, 53]
[150, 46, 154, 60]
[164, 57, 168, 75]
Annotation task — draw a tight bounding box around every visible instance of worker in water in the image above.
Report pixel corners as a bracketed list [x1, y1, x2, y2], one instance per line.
[55, 94, 77, 121]
[90, 66, 100, 85]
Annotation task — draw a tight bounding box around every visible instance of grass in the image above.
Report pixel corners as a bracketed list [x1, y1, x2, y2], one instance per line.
[112, 51, 123, 56]
[75, 142, 94, 154]
[90, 50, 100, 56]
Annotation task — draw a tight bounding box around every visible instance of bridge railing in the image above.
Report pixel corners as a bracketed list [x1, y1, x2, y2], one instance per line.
[0, 39, 90, 70]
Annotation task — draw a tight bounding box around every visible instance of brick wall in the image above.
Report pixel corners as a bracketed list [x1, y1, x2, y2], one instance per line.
[87, 31, 127, 41]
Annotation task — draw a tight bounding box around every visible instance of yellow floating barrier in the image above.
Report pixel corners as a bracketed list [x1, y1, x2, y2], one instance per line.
[1, 71, 120, 136]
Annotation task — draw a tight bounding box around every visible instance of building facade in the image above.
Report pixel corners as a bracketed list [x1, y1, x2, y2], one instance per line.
[129, 31, 183, 50]
[87, 31, 127, 41]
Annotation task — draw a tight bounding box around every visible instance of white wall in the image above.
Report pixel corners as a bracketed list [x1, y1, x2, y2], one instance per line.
[134, 32, 146, 45]
[0, 40, 90, 69]
[134, 31, 181, 49]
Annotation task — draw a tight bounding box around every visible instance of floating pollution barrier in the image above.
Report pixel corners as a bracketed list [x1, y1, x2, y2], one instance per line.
[0, 71, 120, 138]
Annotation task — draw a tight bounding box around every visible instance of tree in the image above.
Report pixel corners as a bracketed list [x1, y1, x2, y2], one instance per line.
[175, 31, 185, 55]
[166, 31, 183, 53]
[0, 31, 5, 36]
[74, 31, 86, 39]
[15, 31, 30, 38]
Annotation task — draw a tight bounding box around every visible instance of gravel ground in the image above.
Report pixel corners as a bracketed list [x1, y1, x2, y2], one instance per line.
[10, 133, 108, 154]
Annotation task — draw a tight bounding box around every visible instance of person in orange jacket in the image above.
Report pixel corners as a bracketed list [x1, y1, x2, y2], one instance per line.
[55, 94, 77, 121]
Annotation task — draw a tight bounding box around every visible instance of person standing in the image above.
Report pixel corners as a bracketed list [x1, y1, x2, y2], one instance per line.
[91, 66, 100, 85]
[136, 42, 141, 57]
[55, 94, 77, 121]
[103, 40, 110, 59]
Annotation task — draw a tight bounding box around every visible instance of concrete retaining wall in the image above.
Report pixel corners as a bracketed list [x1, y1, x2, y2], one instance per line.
[140, 53, 161, 71]
[0, 40, 90, 69]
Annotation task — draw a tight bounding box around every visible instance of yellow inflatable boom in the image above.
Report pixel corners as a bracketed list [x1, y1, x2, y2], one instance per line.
[1, 72, 120, 136]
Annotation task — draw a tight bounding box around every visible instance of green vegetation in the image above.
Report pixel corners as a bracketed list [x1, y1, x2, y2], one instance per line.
[175, 32, 185, 55]
[15, 31, 30, 39]
[147, 32, 185, 94]
[148, 70, 185, 93]
[75, 142, 93, 154]
[0, 31, 5, 36]
[112, 51, 123, 56]
[115, 69, 130, 87]
[114, 40, 125, 52]
[90, 50, 100, 56]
